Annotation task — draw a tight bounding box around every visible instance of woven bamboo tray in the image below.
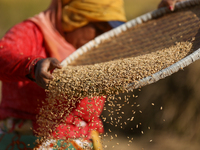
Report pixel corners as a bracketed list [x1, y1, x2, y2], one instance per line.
[61, 0, 200, 90]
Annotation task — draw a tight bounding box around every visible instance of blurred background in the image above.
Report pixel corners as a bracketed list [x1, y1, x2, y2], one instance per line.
[0, 0, 200, 150]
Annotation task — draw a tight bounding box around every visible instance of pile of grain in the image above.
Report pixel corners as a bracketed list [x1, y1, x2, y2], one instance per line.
[48, 41, 193, 99]
[35, 41, 193, 149]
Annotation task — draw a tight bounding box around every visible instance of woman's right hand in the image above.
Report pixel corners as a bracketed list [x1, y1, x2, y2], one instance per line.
[35, 58, 62, 89]
[158, 0, 185, 11]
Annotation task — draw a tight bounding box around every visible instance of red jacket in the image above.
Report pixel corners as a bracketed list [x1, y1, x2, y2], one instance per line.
[0, 21, 47, 121]
[0, 20, 105, 138]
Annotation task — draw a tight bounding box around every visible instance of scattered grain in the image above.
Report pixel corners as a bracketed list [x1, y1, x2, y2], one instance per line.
[35, 41, 193, 149]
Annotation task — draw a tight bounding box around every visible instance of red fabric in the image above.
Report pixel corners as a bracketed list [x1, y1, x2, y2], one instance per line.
[30, 12, 76, 62]
[52, 97, 105, 139]
[0, 20, 47, 121]
[0, 20, 105, 138]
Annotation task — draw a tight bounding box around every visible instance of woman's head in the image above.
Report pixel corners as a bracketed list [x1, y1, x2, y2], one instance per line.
[61, 0, 127, 32]
[64, 22, 112, 49]
[58, 0, 127, 48]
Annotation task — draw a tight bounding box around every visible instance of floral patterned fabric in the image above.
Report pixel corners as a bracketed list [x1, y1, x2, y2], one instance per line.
[0, 118, 102, 150]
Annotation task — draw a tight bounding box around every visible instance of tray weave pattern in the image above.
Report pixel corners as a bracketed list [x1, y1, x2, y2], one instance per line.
[61, 0, 200, 90]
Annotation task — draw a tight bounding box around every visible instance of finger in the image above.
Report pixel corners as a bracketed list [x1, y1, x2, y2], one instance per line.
[37, 70, 53, 89]
[37, 77, 50, 89]
[158, 0, 176, 11]
[49, 58, 62, 70]
[36, 79, 46, 89]
[40, 70, 54, 80]
[168, 0, 176, 11]
[35, 74, 46, 89]
[42, 78, 51, 89]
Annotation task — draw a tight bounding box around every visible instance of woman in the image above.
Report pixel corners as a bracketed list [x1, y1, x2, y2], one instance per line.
[0, 0, 184, 149]
[0, 0, 126, 149]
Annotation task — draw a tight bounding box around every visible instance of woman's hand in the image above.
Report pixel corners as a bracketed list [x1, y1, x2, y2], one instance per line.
[35, 58, 62, 89]
[158, 0, 185, 11]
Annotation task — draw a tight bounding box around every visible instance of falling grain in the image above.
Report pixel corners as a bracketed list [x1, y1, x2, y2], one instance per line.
[35, 41, 193, 149]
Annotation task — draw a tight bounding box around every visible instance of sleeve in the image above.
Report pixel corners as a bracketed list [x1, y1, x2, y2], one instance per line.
[0, 20, 46, 82]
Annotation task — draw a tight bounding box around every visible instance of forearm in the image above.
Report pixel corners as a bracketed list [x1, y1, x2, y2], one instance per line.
[0, 50, 44, 81]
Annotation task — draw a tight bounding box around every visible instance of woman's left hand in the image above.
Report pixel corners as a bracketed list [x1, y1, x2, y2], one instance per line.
[158, 0, 185, 11]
